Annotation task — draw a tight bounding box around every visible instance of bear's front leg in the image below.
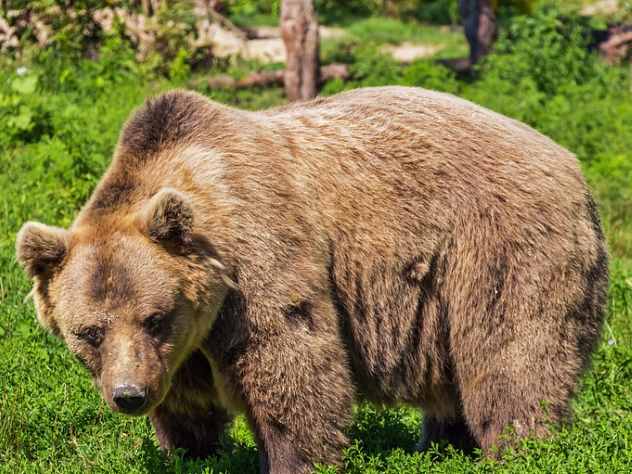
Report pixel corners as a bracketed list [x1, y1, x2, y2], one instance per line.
[229, 298, 354, 474]
[149, 350, 232, 459]
[150, 402, 232, 459]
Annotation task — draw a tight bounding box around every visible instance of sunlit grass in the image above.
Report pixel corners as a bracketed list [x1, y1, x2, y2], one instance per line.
[1, 11, 631, 473]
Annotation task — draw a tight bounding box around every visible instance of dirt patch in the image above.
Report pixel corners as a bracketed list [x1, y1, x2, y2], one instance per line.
[582, 0, 622, 16]
[244, 38, 286, 63]
[381, 42, 444, 63]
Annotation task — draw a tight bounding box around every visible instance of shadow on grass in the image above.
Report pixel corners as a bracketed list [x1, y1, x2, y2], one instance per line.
[140, 428, 259, 474]
[349, 403, 481, 464]
[140, 404, 481, 473]
[350, 404, 420, 455]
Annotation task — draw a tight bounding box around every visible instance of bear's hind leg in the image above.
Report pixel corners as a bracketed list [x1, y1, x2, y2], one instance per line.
[453, 300, 592, 456]
[458, 369, 568, 458]
[447, 237, 604, 457]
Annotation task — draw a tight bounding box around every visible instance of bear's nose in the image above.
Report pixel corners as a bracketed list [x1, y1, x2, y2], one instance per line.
[112, 384, 147, 413]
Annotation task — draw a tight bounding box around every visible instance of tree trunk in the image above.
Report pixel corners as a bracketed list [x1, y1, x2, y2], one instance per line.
[460, 0, 497, 65]
[281, 0, 320, 101]
[141, 0, 150, 16]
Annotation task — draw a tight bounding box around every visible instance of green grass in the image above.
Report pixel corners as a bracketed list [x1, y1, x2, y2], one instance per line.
[1, 9, 632, 474]
[343, 17, 467, 58]
[319, 16, 468, 64]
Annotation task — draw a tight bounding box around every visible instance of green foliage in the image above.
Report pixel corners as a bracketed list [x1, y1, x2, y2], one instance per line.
[226, 0, 280, 16]
[0, 72, 50, 146]
[475, 10, 597, 97]
[401, 60, 459, 92]
[412, 0, 460, 24]
[3, 1, 210, 73]
[1, 4, 632, 474]
[349, 46, 404, 86]
[494, 0, 537, 17]
[227, 0, 538, 25]
[460, 8, 632, 260]
[345, 16, 458, 46]
[168, 48, 192, 83]
[314, 0, 533, 25]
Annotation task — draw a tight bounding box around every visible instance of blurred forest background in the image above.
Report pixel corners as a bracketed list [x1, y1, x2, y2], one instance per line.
[1, 1, 632, 473]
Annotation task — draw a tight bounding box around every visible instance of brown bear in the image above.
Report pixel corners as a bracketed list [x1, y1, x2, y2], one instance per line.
[16, 87, 608, 473]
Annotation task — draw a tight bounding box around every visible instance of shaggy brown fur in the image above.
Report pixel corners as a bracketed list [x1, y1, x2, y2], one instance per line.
[16, 87, 608, 473]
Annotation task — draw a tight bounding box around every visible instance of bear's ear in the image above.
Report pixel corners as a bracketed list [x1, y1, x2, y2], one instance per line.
[139, 188, 194, 245]
[16, 222, 69, 278]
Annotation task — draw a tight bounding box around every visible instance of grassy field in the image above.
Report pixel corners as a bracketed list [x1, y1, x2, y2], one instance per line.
[1, 8, 632, 474]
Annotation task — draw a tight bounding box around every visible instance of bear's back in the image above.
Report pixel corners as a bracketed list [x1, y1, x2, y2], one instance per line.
[260, 86, 585, 215]
[255, 86, 589, 255]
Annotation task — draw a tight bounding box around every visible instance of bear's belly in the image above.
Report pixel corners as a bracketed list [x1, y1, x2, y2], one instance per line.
[205, 351, 246, 415]
[331, 252, 453, 408]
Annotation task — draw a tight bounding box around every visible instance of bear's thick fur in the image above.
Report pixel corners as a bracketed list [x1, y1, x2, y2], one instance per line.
[17, 87, 608, 473]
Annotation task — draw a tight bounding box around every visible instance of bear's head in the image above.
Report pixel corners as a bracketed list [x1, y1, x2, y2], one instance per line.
[16, 188, 232, 416]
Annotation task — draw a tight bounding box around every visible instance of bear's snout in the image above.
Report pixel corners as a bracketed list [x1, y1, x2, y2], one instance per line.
[112, 384, 148, 414]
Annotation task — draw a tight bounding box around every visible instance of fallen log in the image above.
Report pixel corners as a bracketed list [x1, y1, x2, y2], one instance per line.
[598, 27, 632, 64]
[208, 7, 248, 40]
[242, 26, 281, 40]
[197, 63, 349, 90]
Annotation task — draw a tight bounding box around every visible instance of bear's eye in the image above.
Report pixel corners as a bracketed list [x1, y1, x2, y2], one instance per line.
[74, 326, 104, 348]
[144, 313, 168, 338]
